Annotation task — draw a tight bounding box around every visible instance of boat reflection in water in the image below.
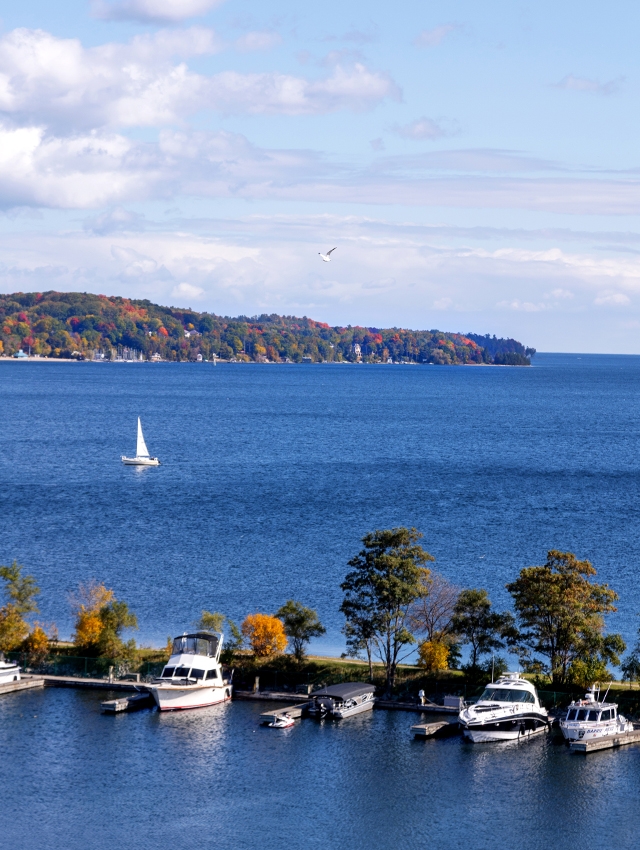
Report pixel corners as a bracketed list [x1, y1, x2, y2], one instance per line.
[459, 673, 549, 743]
[149, 632, 232, 711]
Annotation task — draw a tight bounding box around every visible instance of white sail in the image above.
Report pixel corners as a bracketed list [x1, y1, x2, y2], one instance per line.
[136, 417, 150, 457]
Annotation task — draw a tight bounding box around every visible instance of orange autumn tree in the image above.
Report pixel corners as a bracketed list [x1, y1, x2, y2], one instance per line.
[241, 613, 287, 657]
[417, 640, 450, 673]
[70, 580, 114, 650]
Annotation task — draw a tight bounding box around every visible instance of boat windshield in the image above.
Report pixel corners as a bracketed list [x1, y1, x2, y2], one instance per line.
[171, 634, 219, 658]
[479, 688, 535, 703]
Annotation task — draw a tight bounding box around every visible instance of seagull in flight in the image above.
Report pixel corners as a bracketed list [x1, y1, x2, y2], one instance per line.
[319, 247, 337, 263]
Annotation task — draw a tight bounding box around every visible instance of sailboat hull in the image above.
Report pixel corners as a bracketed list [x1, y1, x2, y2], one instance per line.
[121, 456, 160, 465]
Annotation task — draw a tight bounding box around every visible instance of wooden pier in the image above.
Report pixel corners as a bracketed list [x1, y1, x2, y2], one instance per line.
[39, 674, 149, 692]
[411, 720, 461, 738]
[375, 699, 459, 714]
[259, 702, 310, 723]
[101, 692, 155, 713]
[234, 690, 311, 704]
[0, 677, 44, 696]
[570, 728, 640, 753]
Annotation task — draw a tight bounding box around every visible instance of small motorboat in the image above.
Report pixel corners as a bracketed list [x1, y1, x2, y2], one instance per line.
[121, 417, 160, 466]
[458, 672, 549, 742]
[265, 713, 294, 728]
[560, 684, 633, 743]
[0, 660, 20, 684]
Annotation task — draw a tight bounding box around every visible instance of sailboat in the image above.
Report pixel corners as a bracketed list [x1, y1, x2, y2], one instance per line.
[121, 417, 160, 466]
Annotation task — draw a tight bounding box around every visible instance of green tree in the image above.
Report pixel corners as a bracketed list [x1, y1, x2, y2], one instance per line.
[276, 600, 326, 663]
[0, 561, 40, 652]
[96, 600, 138, 660]
[506, 551, 623, 685]
[194, 610, 243, 663]
[451, 589, 514, 671]
[340, 527, 434, 693]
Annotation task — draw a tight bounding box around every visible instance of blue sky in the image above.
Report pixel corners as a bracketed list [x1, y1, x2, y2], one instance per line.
[0, 1, 639, 351]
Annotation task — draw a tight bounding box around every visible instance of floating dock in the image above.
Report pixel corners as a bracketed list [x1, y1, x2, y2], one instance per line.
[101, 692, 155, 713]
[570, 728, 640, 753]
[411, 720, 461, 738]
[259, 702, 310, 723]
[0, 677, 44, 696]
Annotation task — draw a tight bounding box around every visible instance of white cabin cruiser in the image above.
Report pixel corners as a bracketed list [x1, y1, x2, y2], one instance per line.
[308, 683, 375, 718]
[121, 417, 160, 466]
[0, 660, 20, 684]
[149, 632, 232, 711]
[459, 673, 549, 743]
[560, 685, 633, 743]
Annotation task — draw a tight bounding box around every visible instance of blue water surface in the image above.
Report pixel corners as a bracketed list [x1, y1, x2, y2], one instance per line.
[1, 687, 639, 850]
[0, 354, 639, 652]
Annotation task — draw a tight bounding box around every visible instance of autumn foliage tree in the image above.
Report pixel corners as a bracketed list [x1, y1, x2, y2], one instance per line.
[241, 613, 287, 657]
[71, 581, 138, 659]
[417, 640, 450, 673]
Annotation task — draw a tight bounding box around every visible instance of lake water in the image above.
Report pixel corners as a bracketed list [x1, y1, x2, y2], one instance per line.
[2, 687, 640, 850]
[3, 355, 640, 849]
[1, 354, 639, 656]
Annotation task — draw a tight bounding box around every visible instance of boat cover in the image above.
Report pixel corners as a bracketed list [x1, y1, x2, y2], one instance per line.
[312, 682, 375, 701]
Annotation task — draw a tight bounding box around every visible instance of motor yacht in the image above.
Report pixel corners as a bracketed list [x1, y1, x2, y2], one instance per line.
[0, 660, 20, 684]
[149, 632, 232, 711]
[308, 682, 375, 718]
[459, 673, 549, 742]
[560, 685, 633, 743]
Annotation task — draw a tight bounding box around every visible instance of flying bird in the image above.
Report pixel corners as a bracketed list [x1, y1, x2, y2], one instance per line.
[319, 247, 337, 262]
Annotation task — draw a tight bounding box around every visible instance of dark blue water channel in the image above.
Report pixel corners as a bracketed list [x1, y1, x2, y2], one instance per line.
[2, 687, 640, 850]
[1, 355, 640, 653]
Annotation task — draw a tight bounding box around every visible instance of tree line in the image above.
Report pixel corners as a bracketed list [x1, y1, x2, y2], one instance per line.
[1, 529, 632, 695]
[0, 291, 533, 365]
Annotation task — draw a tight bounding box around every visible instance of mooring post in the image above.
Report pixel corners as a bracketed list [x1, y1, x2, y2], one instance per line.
[108, 666, 114, 684]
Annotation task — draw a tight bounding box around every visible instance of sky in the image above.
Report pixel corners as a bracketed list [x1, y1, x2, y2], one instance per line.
[0, 1, 639, 352]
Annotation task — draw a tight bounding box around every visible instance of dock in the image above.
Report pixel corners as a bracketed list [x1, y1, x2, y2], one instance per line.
[38, 674, 149, 692]
[570, 728, 640, 753]
[101, 692, 155, 713]
[375, 699, 459, 713]
[411, 720, 461, 738]
[259, 702, 310, 723]
[234, 690, 311, 704]
[0, 677, 45, 696]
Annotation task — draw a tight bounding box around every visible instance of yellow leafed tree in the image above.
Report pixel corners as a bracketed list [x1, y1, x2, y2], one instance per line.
[70, 580, 114, 649]
[241, 613, 287, 657]
[417, 640, 450, 673]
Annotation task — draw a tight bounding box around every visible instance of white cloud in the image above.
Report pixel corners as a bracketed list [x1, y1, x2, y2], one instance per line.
[433, 297, 452, 309]
[414, 25, 457, 48]
[554, 75, 623, 95]
[172, 281, 205, 299]
[497, 299, 546, 312]
[393, 116, 453, 140]
[0, 29, 399, 130]
[92, 0, 226, 23]
[235, 31, 283, 53]
[594, 292, 630, 306]
[549, 288, 574, 299]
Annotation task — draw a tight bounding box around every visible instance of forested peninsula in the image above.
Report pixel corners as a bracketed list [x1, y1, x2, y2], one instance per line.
[0, 291, 535, 365]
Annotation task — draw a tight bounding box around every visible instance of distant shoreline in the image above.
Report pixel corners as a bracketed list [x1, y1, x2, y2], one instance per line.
[0, 357, 530, 367]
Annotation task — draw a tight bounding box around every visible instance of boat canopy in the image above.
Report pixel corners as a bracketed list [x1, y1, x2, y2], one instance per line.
[171, 633, 220, 658]
[312, 682, 375, 701]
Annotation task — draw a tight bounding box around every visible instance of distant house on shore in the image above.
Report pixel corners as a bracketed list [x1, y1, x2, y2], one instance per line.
[13, 349, 28, 359]
[352, 343, 362, 360]
[150, 353, 162, 361]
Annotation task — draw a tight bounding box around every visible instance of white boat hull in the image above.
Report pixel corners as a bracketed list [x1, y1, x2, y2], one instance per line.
[0, 664, 20, 684]
[121, 456, 160, 466]
[151, 683, 232, 711]
[332, 699, 375, 718]
[463, 725, 547, 743]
